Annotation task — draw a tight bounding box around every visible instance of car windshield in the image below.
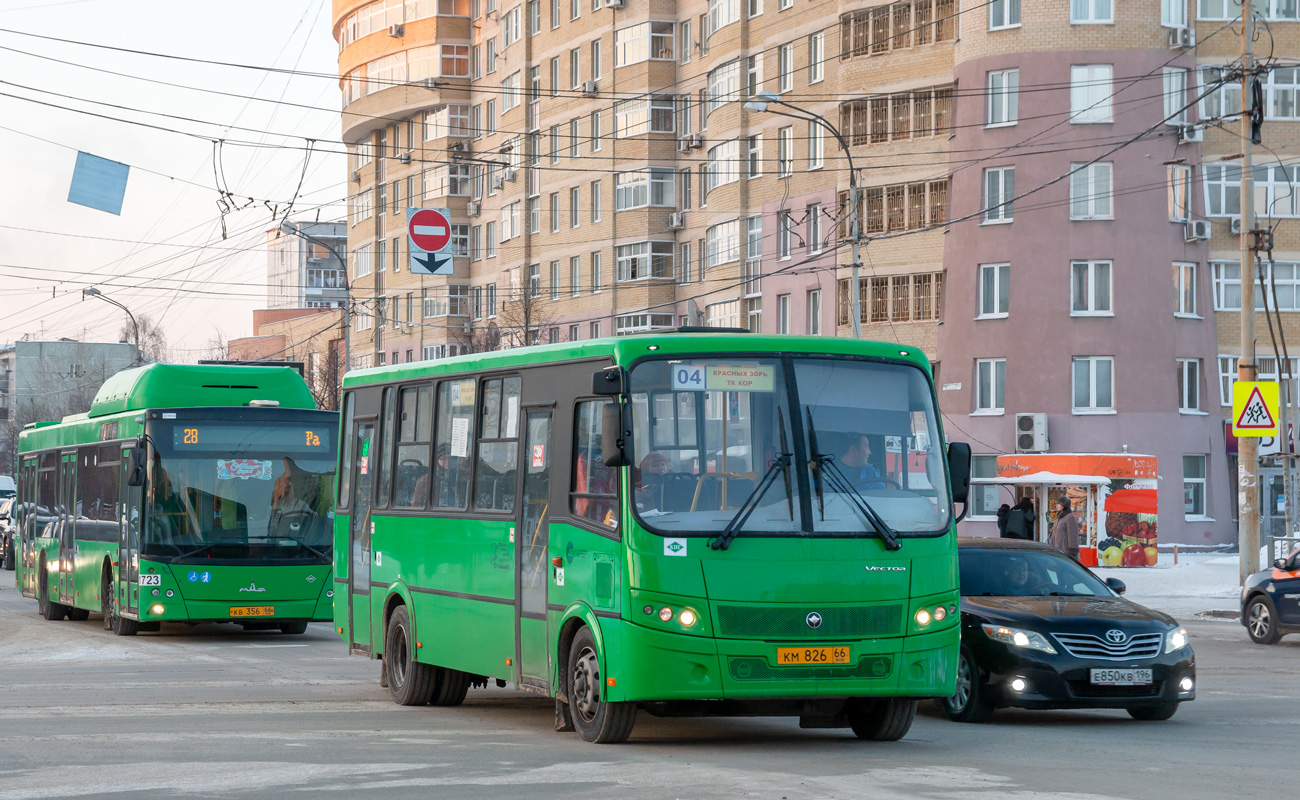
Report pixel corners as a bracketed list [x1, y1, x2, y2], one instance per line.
[960, 548, 1113, 597]
[144, 420, 336, 562]
[627, 355, 950, 537]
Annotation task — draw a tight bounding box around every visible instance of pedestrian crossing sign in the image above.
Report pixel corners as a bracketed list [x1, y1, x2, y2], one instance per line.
[1232, 381, 1280, 436]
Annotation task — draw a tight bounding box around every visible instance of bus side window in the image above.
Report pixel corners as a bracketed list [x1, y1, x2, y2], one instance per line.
[474, 376, 520, 512]
[395, 385, 432, 509]
[338, 392, 354, 509]
[433, 379, 476, 509]
[571, 399, 617, 529]
[375, 387, 397, 509]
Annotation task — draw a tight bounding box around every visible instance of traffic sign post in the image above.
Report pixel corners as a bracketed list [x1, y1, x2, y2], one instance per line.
[407, 207, 455, 275]
[1232, 381, 1280, 437]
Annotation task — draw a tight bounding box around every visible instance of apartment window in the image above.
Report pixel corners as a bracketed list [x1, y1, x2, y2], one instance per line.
[779, 0, 791, 9]
[1178, 358, 1202, 413]
[778, 211, 791, 259]
[1174, 262, 1198, 317]
[1071, 260, 1112, 315]
[528, 198, 540, 233]
[983, 166, 1014, 223]
[568, 186, 580, 228]
[744, 135, 762, 179]
[571, 256, 581, 296]
[1168, 165, 1192, 222]
[1164, 68, 1189, 124]
[485, 99, 497, 134]
[708, 0, 740, 35]
[987, 69, 1019, 126]
[591, 321, 602, 338]
[807, 290, 821, 335]
[550, 260, 560, 299]
[706, 300, 740, 328]
[614, 21, 674, 66]
[570, 49, 580, 90]
[615, 168, 675, 210]
[502, 5, 522, 46]
[485, 222, 497, 257]
[527, 262, 542, 298]
[705, 59, 741, 118]
[591, 39, 602, 80]
[979, 263, 1010, 318]
[706, 139, 739, 194]
[778, 43, 793, 93]
[1198, 65, 1243, 120]
[487, 38, 498, 74]
[549, 191, 560, 231]
[591, 251, 603, 292]
[976, 359, 1006, 413]
[487, 283, 498, 317]
[591, 180, 602, 221]
[569, 324, 580, 341]
[680, 20, 692, 64]
[528, 0, 539, 31]
[1265, 66, 1300, 121]
[549, 57, 559, 96]
[680, 242, 692, 283]
[839, 84, 954, 145]
[706, 219, 740, 267]
[471, 225, 482, 260]
[1063, 162, 1113, 220]
[745, 215, 762, 261]
[808, 122, 824, 169]
[1162, 0, 1188, 26]
[777, 294, 791, 334]
[808, 31, 824, 84]
[591, 110, 602, 150]
[680, 169, 692, 210]
[778, 127, 793, 176]
[1183, 455, 1206, 518]
[990, 0, 1020, 28]
[569, 118, 580, 158]
[807, 203, 823, 254]
[1070, 0, 1112, 23]
[613, 95, 676, 137]
[1072, 356, 1115, 412]
[1071, 65, 1114, 123]
[615, 241, 674, 280]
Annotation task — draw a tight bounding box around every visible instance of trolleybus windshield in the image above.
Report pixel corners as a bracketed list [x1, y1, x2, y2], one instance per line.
[145, 420, 335, 562]
[628, 356, 949, 538]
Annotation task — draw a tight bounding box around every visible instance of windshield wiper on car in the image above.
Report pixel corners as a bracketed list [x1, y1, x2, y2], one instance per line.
[711, 408, 795, 552]
[804, 408, 901, 552]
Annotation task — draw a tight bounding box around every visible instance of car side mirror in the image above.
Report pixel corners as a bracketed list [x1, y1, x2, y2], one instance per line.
[1275, 557, 1297, 571]
[126, 439, 146, 488]
[1105, 577, 1126, 595]
[600, 402, 630, 468]
[947, 442, 971, 505]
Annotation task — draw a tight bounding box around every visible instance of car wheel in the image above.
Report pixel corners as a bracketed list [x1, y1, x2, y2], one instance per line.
[942, 646, 996, 723]
[1128, 703, 1179, 721]
[846, 698, 918, 741]
[2, 541, 13, 571]
[1245, 596, 1282, 645]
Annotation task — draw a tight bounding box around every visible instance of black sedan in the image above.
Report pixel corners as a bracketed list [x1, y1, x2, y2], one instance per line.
[942, 539, 1195, 723]
[1241, 548, 1300, 644]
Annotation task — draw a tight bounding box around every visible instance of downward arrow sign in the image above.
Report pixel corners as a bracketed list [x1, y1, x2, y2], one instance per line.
[412, 252, 452, 275]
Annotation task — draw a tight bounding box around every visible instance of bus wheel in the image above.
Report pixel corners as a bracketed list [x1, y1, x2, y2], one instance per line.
[385, 606, 435, 705]
[429, 667, 470, 707]
[67, 607, 90, 621]
[846, 698, 918, 741]
[106, 586, 139, 637]
[38, 562, 66, 621]
[566, 626, 635, 744]
[279, 621, 309, 635]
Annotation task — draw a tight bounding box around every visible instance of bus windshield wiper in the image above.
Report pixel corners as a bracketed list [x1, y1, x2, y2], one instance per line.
[173, 544, 215, 560]
[803, 408, 902, 552]
[711, 408, 794, 552]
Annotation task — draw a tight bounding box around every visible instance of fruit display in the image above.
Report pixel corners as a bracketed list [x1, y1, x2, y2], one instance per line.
[1100, 512, 1157, 567]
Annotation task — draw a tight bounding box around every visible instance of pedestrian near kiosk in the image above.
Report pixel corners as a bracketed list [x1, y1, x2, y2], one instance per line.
[1050, 496, 1080, 560]
[1004, 497, 1035, 541]
[996, 503, 1012, 537]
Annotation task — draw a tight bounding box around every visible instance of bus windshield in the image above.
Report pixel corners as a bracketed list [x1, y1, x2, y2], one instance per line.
[628, 356, 950, 538]
[145, 420, 336, 562]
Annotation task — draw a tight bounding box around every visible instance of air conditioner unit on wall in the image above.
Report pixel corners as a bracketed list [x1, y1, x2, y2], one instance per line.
[603, 0, 624, 8]
[388, 23, 405, 37]
[582, 81, 598, 97]
[1168, 27, 1194, 50]
[398, 152, 412, 164]
[668, 211, 685, 230]
[350, 170, 361, 183]
[1185, 219, 1211, 241]
[468, 201, 481, 216]
[687, 133, 704, 149]
[1176, 123, 1202, 144]
[1015, 413, 1049, 453]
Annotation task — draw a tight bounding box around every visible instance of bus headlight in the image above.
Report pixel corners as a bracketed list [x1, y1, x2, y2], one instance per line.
[915, 608, 931, 626]
[658, 607, 674, 622]
[679, 608, 697, 626]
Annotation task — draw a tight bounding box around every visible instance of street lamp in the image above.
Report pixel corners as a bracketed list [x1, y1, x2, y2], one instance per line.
[83, 287, 140, 365]
[745, 91, 863, 339]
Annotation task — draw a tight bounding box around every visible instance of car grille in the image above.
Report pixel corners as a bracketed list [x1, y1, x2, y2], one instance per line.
[714, 604, 902, 639]
[728, 656, 893, 681]
[1052, 632, 1163, 660]
[1068, 680, 1163, 698]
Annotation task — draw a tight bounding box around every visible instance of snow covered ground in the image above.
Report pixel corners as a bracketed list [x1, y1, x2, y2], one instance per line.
[1093, 552, 1244, 621]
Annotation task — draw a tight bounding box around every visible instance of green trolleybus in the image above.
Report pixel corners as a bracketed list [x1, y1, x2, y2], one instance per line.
[334, 332, 971, 742]
[16, 364, 338, 635]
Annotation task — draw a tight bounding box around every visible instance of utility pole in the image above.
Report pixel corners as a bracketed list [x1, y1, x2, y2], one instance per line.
[1238, 1, 1259, 584]
[849, 182, 862, 340]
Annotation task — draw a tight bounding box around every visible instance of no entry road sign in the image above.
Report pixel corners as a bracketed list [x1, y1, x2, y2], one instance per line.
[407, 207, 454, 275]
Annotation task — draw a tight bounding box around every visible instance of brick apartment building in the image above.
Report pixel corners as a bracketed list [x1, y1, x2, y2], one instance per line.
[329, 0, 1296, 544]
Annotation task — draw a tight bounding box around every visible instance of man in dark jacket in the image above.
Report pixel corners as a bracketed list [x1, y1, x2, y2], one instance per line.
[1003, 497, 1035, 540]
[996, 503, 1011, 537]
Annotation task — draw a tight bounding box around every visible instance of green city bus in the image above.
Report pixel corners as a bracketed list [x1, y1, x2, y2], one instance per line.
[16, 363, 338, 635]
[335, 332, 970, 742]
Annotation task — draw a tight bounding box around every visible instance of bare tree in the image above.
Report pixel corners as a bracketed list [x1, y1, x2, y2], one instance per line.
[202, 329, 229, 362]
[120, 314, 169, 363]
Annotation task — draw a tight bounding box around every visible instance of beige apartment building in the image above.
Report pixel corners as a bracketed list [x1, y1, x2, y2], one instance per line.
[331, 0, 953, 369]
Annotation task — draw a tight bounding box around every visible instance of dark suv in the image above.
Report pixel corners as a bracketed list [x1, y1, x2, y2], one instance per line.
[1242, 549, 1300, 644]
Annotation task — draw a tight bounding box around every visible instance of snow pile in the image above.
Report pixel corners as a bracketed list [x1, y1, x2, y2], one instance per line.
[1093, 553, 1242, 620]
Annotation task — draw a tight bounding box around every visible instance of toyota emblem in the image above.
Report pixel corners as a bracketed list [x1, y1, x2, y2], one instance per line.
[1105, 629, 1127, 644]
[806, 612, 823, 629]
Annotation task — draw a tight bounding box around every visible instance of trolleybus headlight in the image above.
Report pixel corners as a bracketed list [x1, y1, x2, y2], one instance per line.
[658, 606, 674, 622]
[933, 606, 947, 622]
[915, 608, 931, 626]
[150, 604, 165, 615]
[679, 609, 697, 626]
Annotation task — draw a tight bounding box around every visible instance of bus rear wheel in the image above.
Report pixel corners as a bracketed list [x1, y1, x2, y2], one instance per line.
[385, 606, 434, 706]
[846, 698, 918, 741]
[429, 667, 470, 707]
[566, 626, 636, 744]
[67, 607, 90, 621]
[38, 562, 66, 621]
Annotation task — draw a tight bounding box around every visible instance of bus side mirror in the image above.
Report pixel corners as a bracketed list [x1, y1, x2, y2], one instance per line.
[592, 367, 625, 396]
[601, 402, 630, 468]
[126, 440, 146, 488]
[947, 442, 971, 505]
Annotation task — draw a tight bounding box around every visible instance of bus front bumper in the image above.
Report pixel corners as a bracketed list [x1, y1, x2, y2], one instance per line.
[602, 618, 958, 703]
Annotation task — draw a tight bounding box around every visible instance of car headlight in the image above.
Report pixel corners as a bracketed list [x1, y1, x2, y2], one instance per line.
[1165, 627, 1189, 653]
[981, 624, 1057, 654]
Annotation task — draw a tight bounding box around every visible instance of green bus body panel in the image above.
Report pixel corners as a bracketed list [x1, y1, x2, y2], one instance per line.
[86, 363, 316, 419]
[336, 334, 957, 707]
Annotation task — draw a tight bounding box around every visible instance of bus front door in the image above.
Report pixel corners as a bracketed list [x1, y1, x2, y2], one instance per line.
[58, 453, 76, 605]
[119, 450, 141, 618]
[348, 419, 377, 654]
[516, 409, 553, 690]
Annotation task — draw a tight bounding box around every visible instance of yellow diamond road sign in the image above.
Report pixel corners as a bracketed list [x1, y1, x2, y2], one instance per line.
[1232, 381, 1280, 437]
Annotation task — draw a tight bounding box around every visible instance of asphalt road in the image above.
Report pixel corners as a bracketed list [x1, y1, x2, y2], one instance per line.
[0, 578, 1293, 800]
